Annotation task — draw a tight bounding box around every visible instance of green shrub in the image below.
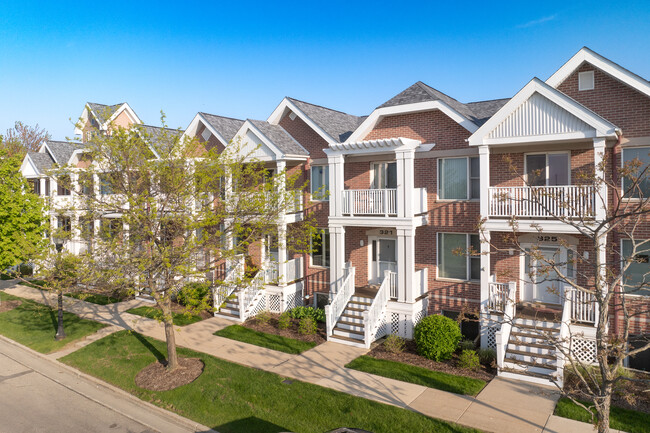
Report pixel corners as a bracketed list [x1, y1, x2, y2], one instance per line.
[278, 312, 292, 330]
[0, 273, 12, 280]
[477, 348, 496, 366]
[177, 282, 211, 308]
[289, 306, 325, 323]
[18, 264, 33, 277]
[383, 334, 406, 354]
[255, 310, 271, 325]
[458, 339, 475, 352]
[414, 315, 462, 361]
[298, 317, 317, 335]
[458, 350, 480, 370]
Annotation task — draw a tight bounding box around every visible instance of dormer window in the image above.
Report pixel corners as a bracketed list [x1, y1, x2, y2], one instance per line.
[579, 71, 595, 91]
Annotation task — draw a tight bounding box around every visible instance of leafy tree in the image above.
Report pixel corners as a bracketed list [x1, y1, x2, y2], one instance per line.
[1, 121, 50, 158]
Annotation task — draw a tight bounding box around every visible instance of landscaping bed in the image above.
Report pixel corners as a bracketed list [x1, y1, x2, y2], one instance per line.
[61, 330, 482, 433]
[241, 312, 326, 346]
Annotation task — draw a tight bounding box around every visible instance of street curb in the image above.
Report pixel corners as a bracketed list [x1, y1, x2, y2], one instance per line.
[0, 334, 217, 433]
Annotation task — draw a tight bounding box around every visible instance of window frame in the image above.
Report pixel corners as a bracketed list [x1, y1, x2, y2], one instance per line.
[57, 175, 71, 196]
[437, 156, 480, 201]
[370, 161, 397, 190]
[310, 228, 330, 268]
[620, 238, 650, 297]
[310, 165, 330, 201]
[523, 151, 571, 187]
[437, 232, 481, 282]
[621, 146, 650, 200]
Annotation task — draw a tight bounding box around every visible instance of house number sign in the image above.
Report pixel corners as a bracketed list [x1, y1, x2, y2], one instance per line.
[537, 236, 558, 242]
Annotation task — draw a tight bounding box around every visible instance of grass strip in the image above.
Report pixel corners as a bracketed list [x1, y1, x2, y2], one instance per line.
[0, 292, 106, 354]
[214, 324, 316, 354]
[126, 306, 202, 326]
[65, 292, 122, 305]
[61, 330, 481, 433]
[555, 397, 650, 433]
[345, 355, 487, 396]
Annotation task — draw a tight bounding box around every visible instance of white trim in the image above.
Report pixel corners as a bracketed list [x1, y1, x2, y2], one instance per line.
[523, 151, 571, 186]
[436, 232, 480, 282]
[182, 113, 230, 148]
[105, 103, 142, 128]
[267, 98, 336, 145]
[20, 154, 41, 176]
[468, 78, 618, 146]
[327, 137, 423, 156]
[437, 156, 480, 200]
[229, 120, 309, 161]
[620, 238, 650, 297]
[546, 47, 650, 99]
[346, 101, 478, 144]
[578, 71, 595, 91]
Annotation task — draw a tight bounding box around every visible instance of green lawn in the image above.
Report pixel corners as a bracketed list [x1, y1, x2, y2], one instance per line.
[555, 397, 650, 433]
[214, 325, 316, 354]
[345, 355, 487, 396]
[61, 331, 481, 433]
[65, 292, 123, 305]
[0, 292, 107, 353]
[126, 306, 202, 326]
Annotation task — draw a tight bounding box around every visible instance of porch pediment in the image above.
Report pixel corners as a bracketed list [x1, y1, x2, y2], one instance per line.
[469, 78, 618, 146]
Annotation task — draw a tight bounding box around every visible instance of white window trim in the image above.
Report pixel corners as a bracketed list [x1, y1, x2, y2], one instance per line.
[369, 161, 397, 190]
[436, 156, 480, 201]
[310, 228, 329, 268]
[621, 146, 650, 201]
[620, 238, 650, 298]
[436, 232, 480, 282]
[578, 71, 595, 91]
[523, 151, 572, 186]
[310, 165, 329, 202]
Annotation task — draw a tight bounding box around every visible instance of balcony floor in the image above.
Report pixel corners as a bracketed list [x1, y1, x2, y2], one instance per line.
[516, 302, 562, 322]
[354, 284, 379, 299]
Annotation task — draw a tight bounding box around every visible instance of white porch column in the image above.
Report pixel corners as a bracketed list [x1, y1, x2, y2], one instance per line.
[480, 230, 491, 349]
[278, 224, 287, 287]
[396, 148, 415, 218]
[327, 153, 344, 217]
[479, 145, 490, 218]
[40, 178, 47, 197]
[593, 138, 607, 221]
[397, 227, 415, 303]
[329, 225, 345, 293]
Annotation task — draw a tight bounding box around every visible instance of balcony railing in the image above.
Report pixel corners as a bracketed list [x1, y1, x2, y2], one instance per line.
[342, 189, 397, 216]
[488, 185, 595, 218]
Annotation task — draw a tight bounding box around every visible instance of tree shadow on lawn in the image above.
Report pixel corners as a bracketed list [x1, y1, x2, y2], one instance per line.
[214, 416, 290, 433]
[132, 331, 167, 364]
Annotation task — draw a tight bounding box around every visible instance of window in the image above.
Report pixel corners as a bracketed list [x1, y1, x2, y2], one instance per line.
[372, 162, 397, 189]
[201, 127, 212, 142]
[438, 233, 480, 280]
[311, 229, 330, 267]
[79, 172, 94, 195]
[438, 157, 479, 200]
[525, 153, 569, 186]
[44, 178, 50, 196]
[57, 216, 72, 233]
[578, 71, 595, 91]
[28, 179, 40, 195]
[622, 147, 650, 198]
[57, 175, 71, 196]
[101, 219, 122, 240]
[621, 239, 650, 296]
[310, 165, 329, 200]
[99, 173, 114, 195]
[80, 216, 94, 240]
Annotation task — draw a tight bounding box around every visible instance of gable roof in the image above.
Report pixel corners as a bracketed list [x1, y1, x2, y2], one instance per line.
[27, 152, 55, 173]
[44, 140, 82, 165]
[248, 120, 309, 156]
[199, 112, 245, 142]
[285, 98, 365, 142]
[87, 102, 124, 125]
[546, 47, 650, 98]
[465, 98, 510, 126]
[468, 78, 619, 146]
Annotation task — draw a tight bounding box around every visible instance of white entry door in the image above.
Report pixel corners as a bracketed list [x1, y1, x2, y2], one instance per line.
[524, 247, 564, 305]
[371, 238, 396, 284]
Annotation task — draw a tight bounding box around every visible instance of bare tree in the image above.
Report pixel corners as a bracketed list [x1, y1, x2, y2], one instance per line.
[1, 121, 50, 157]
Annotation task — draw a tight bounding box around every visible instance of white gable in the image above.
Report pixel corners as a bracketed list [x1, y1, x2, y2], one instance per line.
[488, 92, 595, 140]
[20, 156, 39, 177]
[241, 129, 276, 160]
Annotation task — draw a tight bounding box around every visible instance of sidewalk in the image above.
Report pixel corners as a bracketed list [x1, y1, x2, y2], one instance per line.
[1, 281, 614, 433]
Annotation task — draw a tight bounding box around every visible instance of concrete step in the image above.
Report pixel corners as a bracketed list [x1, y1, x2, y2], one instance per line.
[333, 327, 364, 339]
[214, 311, 241, 321]
[499, 367, 558, 386]
[337, 320, 365, 333]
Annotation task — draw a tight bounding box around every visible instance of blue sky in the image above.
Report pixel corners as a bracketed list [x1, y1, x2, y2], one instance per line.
[1, 1, 649, 139]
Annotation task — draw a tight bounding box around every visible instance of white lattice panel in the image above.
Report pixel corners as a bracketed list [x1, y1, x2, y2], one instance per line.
[373, 319, 388, 340]
[486, 326, 497, 349]
[285, 290, 303, 311]
[249, 295, 267, 317]
[413, 309, 425, 327]
[390, 313, 400, 335]
[571, 337, 597, 364]
[268, 294, 281, 313]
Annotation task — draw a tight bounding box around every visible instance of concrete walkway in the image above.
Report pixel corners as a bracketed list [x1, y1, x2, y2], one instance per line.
[1, 281, 613, 433]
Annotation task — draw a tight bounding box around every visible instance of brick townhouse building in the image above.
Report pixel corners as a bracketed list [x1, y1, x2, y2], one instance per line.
[20, 47, 650, 385]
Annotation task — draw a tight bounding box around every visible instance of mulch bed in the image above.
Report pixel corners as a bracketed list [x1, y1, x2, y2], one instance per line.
[367, 340, 496, 382]
[242, 313, 327, 345]
[564, 369, 650, 414]
[0, 300, 22, 313]
[135, 358, 204, 391]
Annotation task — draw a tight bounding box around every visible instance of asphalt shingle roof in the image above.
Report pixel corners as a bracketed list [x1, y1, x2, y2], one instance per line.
[465, 98, 510, 126]
[248, 120, 308, 156]
[27, 152, 55, 173]
[46, 140, 82, 165]
[199, 113, 245, 142]
[87, 102, 124, 125]
[287, 97, 365, 142]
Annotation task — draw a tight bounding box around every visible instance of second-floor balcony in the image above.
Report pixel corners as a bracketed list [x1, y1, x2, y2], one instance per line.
[341, 187, 427, 217]
[487, 185, 595, 219]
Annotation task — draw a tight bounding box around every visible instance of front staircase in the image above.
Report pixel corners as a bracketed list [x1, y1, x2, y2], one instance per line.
[215, 290, 241, 320]
[499, 316, 561, 386]
[329, 292, 374, 347]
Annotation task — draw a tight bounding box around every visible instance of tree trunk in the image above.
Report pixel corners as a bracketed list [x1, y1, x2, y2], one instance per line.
[54, 291, 66, 340]
[596, 395, 611, 433]
[160, 296, 179, 370]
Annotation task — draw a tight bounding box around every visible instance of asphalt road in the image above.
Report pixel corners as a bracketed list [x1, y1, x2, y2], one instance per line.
[0, 337, 210, 433]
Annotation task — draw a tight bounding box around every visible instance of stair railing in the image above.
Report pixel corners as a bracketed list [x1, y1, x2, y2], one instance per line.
[239, 267, 266, 322]
[495, 281, 517, 369]
[556, 285, 573, 385]
[325, 266, 355, 337]
[214, 254, 245, 313]
[362, 270, 392, 347]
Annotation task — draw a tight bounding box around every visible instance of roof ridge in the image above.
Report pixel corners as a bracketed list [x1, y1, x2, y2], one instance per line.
[416, 81, 465, 105]
[199, 112, 244, 122]
[466, 97, 511, 104]
[287, 97, 359, 117]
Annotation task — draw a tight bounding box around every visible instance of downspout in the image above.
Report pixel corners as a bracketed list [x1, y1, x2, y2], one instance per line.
[611, 129, 623, 337]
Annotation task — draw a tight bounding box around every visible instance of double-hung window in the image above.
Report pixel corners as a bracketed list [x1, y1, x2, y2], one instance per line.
[438, 157, 479, 200]
[311, 229, 330, 267]
[311, 166, 329, 200]
[372, 162, 397, 189]
[525, 153, 569, 186]
[622, 147, 650, 198]
[438, 233, 480, 280]
[621, 239, 650, 296]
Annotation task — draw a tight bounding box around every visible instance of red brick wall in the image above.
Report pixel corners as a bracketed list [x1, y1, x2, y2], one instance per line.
[344, 160, 371, 189]
[345, 227, 369, 287]
[279, 112, 329, 159]
[557, 63, 650, 138]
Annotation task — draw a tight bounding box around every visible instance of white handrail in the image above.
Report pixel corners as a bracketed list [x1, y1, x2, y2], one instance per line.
[286, 256, 303, 282]
[488, 281, 509, 312]
[214, 254, 244, 312]
[325, 266, 355, 337]
[342, 189, 397, 216]
[363, 270, 391, 347]
[495, 281, 517, 368]
[239, 268, 266, 322]
[569, 288, 597, 325]
[556, 285, 573, 386]
[488, 185, 595, 218]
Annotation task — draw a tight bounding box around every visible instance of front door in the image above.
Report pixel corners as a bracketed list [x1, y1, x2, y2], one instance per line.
[524, 246, 564, 305]
[372, 238, 396, 283]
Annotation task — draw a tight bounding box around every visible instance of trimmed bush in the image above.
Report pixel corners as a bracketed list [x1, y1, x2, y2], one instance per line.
[177, 282, 211, 308]
[383, 334, 406, 354]
[18, 264, 33, 277]
[414, 315, 462, 361]
[478, 348, 496, 366]
[458, 350, 480, 370]
[289, 306, 325, 323]
[458, 339, 475, 352]
[298, 317, 317, 335]
[255, 310, 271, 325]
[278, 312, 292, 330]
